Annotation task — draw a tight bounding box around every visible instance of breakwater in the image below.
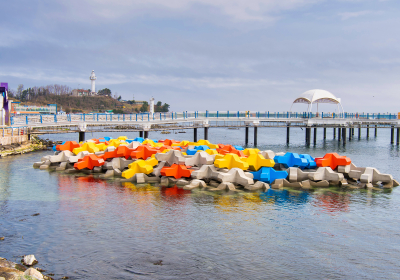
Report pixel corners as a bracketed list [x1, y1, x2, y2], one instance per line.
[33, 136, 398, 190]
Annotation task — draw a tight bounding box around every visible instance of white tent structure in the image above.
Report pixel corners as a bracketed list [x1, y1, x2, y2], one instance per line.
[290, 89, 344, 114]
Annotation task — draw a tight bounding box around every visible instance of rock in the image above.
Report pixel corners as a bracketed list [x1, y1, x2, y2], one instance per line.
[24, 268, 44, 280]
[23, 255, 38, 266]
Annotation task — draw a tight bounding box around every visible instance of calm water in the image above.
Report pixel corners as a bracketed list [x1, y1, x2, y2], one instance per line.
[1, 127, 400, 279]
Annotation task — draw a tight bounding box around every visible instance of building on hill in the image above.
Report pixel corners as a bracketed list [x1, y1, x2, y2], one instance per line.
[72, 89, 97, 96]
[11, 102, 57, 115]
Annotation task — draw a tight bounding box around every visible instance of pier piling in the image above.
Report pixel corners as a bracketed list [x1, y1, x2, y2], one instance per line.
[391, 126, 394, 144]
[313, 127, 317, 145]
[194, 128, 197, 142]
[139, 131, 143, 138]
[204, 127, 208, 140]
[358, 126, 361, 139]
[286, 125, 290, 145]
[305, 127, 311, 145]
[323, 127, 326, 140]
[342, 128, 347, 144]
[245, 126, 249, 146]
[397, 128, 400, 146]
[349, 128, 352, 141]
[79, 131, 85, 142]
[367, 125, 370, 138]
[254, 127, 258, 147]
[333, 128, 336, 139]
[375, 125, 377, 137]
[144, 131, 149, 139]
[338, 127, 341, 142]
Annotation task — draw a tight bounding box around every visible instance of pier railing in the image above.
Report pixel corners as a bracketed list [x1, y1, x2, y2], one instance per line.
[9, 111, 399, 126]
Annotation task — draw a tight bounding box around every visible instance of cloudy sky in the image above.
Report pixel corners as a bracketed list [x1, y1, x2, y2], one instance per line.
[1, 0, 399, 112]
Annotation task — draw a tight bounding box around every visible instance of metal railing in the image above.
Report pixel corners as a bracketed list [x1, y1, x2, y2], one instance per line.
[9, 111, 399, 126]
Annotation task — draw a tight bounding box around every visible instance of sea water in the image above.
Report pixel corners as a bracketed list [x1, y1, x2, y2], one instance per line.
[1, 127, 400, 279]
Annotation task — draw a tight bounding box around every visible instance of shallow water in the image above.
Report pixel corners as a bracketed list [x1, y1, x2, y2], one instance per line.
[1, 127, 400, 279]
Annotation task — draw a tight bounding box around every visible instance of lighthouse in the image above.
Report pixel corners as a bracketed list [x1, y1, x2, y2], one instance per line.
[90, 70, 97, 95]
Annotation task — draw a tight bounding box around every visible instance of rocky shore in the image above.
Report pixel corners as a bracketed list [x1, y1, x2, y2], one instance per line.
[0, 137, 60, 158]
[0, 255, 54, 280]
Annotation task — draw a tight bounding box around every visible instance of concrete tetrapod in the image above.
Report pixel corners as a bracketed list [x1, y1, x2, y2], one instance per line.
[217, 168, 254, 187]
[274, 153, 308, 169]
[348, 167, 393, 183]
[258, 150, 275, 159]
[68, 151, 90, 163]
[56, 141, 81, 152]
[104, 158, 134, 170]
[74, 154, 105, 170]
[73, 142, 100, 154]
[160, 164, 193, 179]
[251, 167, 288, 184]
[184, 151, 214, 167]
[191, 164, 220, 180]
[308, 167, 344, 182]
[155, 150, 186, 165]
[315, 153, 351, 170]
[130, 145, 159, 160]
[214, 154, 249, 170]
[245, 153, 275, 171]
[287, 167, 315, 182]
[299, 154, 317, 169]
[121, 158, 158, 179]
[49, 150, 75, 163]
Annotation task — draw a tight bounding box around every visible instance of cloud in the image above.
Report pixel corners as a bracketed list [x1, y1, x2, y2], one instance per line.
[52, 0, 321, 23]
[338, 10, 383, 20]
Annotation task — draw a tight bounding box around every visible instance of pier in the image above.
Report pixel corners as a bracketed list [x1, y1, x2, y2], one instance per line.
[3, 111, 400, 146]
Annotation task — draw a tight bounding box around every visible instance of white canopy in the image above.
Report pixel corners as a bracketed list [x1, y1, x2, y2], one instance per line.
[291, 89, 343, 113]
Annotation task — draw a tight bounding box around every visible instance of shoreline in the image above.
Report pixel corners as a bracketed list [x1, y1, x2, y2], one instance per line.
[0, 256, 54, 280]
[0, 137, 55, 158]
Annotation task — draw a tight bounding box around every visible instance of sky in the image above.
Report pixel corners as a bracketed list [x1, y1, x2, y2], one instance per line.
[1, 0, 400, 112]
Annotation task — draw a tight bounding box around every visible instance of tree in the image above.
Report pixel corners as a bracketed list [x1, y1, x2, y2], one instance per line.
[117, 96, 122, 101]
[140, 101, 149, 112]
[162, 103, 170, 112]
[156, 101, 162, 106]
[98, 88, 112, 96]
[17, 84, 24, 99]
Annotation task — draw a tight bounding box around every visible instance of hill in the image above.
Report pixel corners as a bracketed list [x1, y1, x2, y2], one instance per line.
[20, 94, 168, 114]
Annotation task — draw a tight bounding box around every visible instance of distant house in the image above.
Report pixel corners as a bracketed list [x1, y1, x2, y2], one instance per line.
[72, 89, 97, 96]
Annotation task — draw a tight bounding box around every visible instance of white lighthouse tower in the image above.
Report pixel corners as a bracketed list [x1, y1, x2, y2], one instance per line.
[90, 70, 97, 95]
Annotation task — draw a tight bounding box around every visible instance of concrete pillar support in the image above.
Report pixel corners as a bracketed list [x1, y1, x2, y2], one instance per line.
[254, 127, 258, 147]
[245, 126, 249, 146]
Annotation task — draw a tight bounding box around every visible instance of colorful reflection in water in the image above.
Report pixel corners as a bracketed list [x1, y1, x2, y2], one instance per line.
[1, 148, 400, 279]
